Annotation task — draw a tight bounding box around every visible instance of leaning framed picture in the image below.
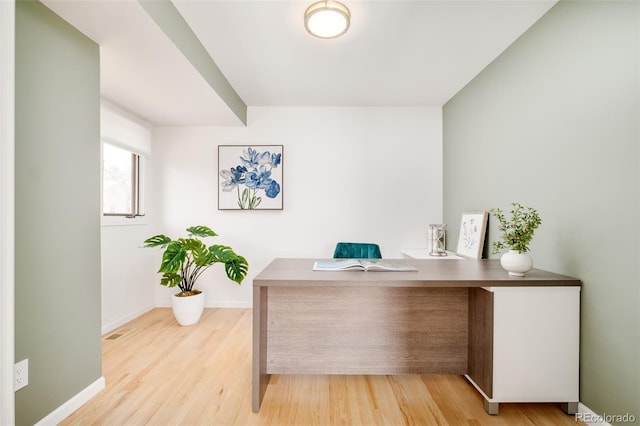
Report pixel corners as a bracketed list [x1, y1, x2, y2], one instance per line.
[456, 211, 488, 259]
[218, 145, 283, 210]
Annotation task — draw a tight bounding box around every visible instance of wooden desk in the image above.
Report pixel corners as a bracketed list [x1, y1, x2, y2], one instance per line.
[252, 258, 580, 414]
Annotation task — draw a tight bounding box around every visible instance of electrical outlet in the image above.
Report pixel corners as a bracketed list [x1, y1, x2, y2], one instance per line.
[14, 359, 28, 391]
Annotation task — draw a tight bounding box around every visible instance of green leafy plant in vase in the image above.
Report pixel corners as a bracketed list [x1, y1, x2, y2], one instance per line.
[490, 203, 542, 276]
[144, 225, 248, 325]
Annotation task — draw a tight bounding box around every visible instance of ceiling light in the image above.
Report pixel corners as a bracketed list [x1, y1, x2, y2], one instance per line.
[304, 1, 350, 39]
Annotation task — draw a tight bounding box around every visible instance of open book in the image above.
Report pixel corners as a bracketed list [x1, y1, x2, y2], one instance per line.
[313, 259, 417, 272]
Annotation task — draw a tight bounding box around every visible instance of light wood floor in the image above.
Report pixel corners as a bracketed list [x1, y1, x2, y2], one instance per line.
[61, 308, 583, 425]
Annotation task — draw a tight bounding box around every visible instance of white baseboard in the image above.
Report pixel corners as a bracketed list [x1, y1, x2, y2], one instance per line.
[576, 403, 612, 426]
[102, 305, 155, 335]
[103, 303, 249, 333]
[34, 376, 105, 426]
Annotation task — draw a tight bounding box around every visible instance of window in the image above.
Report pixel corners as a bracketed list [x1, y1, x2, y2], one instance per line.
[100, 102, 151, 223]
[102, 142, 144, 217]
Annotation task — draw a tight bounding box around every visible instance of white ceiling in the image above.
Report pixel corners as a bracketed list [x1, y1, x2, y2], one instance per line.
[41, 0, 557, 127]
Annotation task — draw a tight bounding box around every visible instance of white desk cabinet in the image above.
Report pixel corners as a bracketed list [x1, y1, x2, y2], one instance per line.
[466, 286, 580, 415]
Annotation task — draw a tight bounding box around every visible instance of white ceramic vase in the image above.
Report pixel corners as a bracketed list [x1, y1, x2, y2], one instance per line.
[171, 290, 205, 326]
[500, 250, 533, 277]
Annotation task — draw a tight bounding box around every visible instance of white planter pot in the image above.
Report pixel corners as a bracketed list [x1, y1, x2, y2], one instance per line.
[171, 290, 205, 326]
[500, 250, 533, 277]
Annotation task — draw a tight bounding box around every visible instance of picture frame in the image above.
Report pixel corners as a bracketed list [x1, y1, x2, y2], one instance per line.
[218, 145, 283, 210]
[456, 211, 488, 259]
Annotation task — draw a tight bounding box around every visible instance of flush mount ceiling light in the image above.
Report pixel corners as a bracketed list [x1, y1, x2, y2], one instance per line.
[304, 1, 350, 39]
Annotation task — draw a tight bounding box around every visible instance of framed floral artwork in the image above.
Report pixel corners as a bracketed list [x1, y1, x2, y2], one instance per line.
[456, 211, 488, 259]
[218, 145, 283, 210]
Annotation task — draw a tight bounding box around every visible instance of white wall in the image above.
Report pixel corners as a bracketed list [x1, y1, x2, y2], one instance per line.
[443, 1, 639, 418]
[153, 106, 443, 307]
[101, 223, 157, 334]
[100, 104, 157, 334]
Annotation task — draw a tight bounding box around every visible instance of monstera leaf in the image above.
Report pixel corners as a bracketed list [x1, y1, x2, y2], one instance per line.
[224, 255, 249, 285]
[187, 225, 217, 238]
[210, 245, 249, 284]
[144, 226, 248, 293]
[143, 234, 172, 248]
[160, 272, 182, 288]
[159, 242, 186, 274]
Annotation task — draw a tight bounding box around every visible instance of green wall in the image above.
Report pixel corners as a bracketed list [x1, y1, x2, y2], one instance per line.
[15, 1, 102, 424]
[443, 1, 639, 421]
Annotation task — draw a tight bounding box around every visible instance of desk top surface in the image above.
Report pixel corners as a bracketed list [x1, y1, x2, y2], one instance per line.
[253, 258, 581, 288]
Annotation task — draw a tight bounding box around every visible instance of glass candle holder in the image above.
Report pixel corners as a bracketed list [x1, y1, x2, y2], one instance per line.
[428, 224, 447, 256]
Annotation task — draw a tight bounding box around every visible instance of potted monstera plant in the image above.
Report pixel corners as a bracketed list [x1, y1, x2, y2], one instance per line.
[144, 225, 248, 326]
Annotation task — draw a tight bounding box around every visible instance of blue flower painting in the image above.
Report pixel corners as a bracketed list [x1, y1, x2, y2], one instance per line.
[218, 145, 283, 210]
